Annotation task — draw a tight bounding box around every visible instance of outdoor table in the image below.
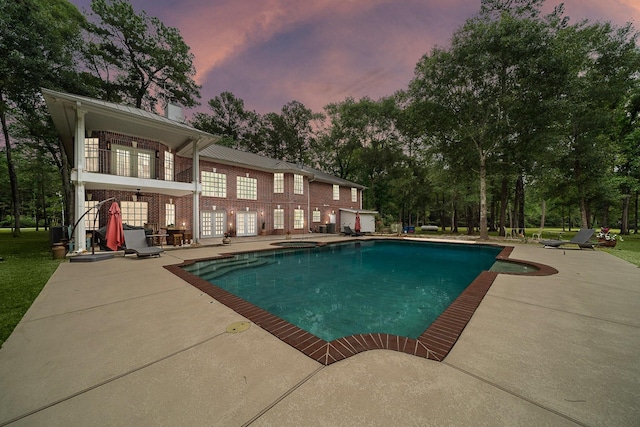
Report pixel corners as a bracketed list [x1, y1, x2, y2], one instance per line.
[147, 233, 168, 247]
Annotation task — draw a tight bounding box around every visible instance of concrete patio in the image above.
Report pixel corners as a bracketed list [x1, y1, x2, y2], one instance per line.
[0, 236, 638, 426]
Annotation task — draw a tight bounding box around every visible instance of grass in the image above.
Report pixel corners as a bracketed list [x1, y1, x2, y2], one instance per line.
[412, 226, 640, 267]
[0, 229, 65, 348]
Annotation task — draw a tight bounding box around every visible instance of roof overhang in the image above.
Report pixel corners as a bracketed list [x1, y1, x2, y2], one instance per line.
[339, 208, 378, 215]
[42, 88, 221, 163]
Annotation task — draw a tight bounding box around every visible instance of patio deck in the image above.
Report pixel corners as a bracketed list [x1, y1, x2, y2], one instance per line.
[0, 235, 638, 426]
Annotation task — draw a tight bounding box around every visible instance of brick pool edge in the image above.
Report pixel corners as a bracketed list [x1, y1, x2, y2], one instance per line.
[164, 244, 557, 365]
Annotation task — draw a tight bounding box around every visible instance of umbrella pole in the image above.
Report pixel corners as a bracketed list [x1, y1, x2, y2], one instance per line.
[69, 197, 116, 254]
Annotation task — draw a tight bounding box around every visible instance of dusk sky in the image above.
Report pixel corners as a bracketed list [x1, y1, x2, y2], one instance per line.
[69, 0, 640, 117]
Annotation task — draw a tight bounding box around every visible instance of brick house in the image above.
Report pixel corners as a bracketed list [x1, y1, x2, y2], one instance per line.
[43, 89, 366, 251]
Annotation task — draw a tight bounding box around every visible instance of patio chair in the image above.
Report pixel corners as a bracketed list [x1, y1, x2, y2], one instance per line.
[539, 228, 595, 250]
[343, 226, 363, 237]
[123, 229, 164, 257]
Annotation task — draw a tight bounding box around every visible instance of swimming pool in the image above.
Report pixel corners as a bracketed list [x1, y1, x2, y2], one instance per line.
[168, 239, 556, 364]
[183, 240, 500, 341]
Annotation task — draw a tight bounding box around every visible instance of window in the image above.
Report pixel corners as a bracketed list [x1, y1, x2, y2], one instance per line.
[351, 187, 358, 202]
[294, 174, 303, 195]
[237, 176, 257, 200]
[85, 138, 99, 172]
[165, 203, 175, 227]
[202, 171, 226, 197]
[137, 152, 151, 179]
[112, 145, 155, 178]
[274, 173, 284, 193]
[333, 184, 340, 201]
[294, 209, 304, 229]
[121, 201, 148, 227]
[164, 151, 174, 181]
[312, 210, 321, 223]
[115, 148, 131, 177]
[84, 201, 99, 230]
[274, 208, 284, 230]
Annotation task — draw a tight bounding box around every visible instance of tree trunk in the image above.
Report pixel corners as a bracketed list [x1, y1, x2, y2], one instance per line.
[635, 191, 638, 234]
[0, 96, 21, 237]
[498, 178, 508, 237]
[439, 194, 447, 231]
[516, 175, 525, 236]
[478, 154, 489, 240]
[452, 202, 458, 233]
[579, 194, 589, 229]
[621, 195, 630, 235]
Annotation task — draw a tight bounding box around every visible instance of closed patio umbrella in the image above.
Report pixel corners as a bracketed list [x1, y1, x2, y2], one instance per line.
[355, 212, 361, 233]
[106, 202, 124, 251]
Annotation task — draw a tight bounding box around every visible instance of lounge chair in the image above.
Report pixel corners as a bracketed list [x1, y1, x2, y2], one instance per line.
[539, 228, 595, 249]
[123, 229, 164, 257]
[343, 226, 363, 237]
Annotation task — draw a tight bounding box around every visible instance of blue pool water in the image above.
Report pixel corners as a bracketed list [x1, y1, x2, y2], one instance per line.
[182, 240, 501, 341]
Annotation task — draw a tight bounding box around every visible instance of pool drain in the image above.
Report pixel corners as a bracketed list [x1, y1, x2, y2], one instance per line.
[226, 321, 251, 333]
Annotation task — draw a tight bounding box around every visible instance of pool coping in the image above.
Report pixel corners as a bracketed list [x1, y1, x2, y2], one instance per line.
[164, 241, 557, 365]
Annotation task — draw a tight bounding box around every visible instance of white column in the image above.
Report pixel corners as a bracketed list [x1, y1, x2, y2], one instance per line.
[73, 103, 87, 253]
[192, 139, 200, 243]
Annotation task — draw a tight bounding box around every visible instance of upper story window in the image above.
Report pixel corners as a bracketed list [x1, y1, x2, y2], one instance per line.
[351, 187, 358, 202]
[333, 184, 340, 201]
[112, 145, 155, 178]
[274, 173, 284, 193]
[137, 152, 152, 179]
[164, 151, 174, 181]
[237, 175, 257, 200]
[202, 171, 226, 197]
[84, 138, 99, 172]
[294, 174, 303, 195]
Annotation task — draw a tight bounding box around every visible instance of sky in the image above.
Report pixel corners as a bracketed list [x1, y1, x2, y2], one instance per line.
[69, 0, 640, 117]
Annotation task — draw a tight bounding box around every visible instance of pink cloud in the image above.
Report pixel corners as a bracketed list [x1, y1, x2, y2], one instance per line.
[70, 0, 640, 115]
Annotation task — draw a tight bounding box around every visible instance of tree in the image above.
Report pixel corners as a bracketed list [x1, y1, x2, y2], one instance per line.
[191, 92, 260, 150]
[408, 0, 566, 239]
[0, 0, 85, 236]
[552, 21, 640, 229]
[85, 0, 201, 111]
[259, 101, 323, 165]
[614, 87, 640, 234]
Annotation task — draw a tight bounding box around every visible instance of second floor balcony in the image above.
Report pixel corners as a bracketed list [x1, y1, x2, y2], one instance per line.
[84, 148, 193, 183]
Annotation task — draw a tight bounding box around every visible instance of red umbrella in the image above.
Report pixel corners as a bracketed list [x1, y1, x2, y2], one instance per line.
[355, 211, 361, 233]
[106, 202, 124, 251]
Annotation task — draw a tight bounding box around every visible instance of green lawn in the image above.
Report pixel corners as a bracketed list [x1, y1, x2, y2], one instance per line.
[412, 226, 640, 267]
[0, 229, 65, 348]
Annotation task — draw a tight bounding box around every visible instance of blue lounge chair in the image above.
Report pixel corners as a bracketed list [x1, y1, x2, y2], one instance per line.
[540, 229, 595, 249]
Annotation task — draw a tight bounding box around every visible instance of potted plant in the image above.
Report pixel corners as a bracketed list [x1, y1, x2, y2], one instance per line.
[596, 227, 621, 247]
[261, 222, 266, 236]
[285, 230, 291, 240]
[222, 232, 231, 245]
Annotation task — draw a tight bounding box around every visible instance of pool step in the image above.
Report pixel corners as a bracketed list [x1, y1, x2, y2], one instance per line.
[188, 257, 271, 281]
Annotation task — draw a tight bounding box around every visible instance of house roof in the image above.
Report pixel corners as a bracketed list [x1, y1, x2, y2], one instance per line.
[42, 88, 221, 164]
[339, 208, 379, 215]
[199, 143, 365, 189]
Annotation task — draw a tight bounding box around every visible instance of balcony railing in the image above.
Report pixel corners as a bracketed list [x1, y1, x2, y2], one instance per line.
[84, 148, 193, 183]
